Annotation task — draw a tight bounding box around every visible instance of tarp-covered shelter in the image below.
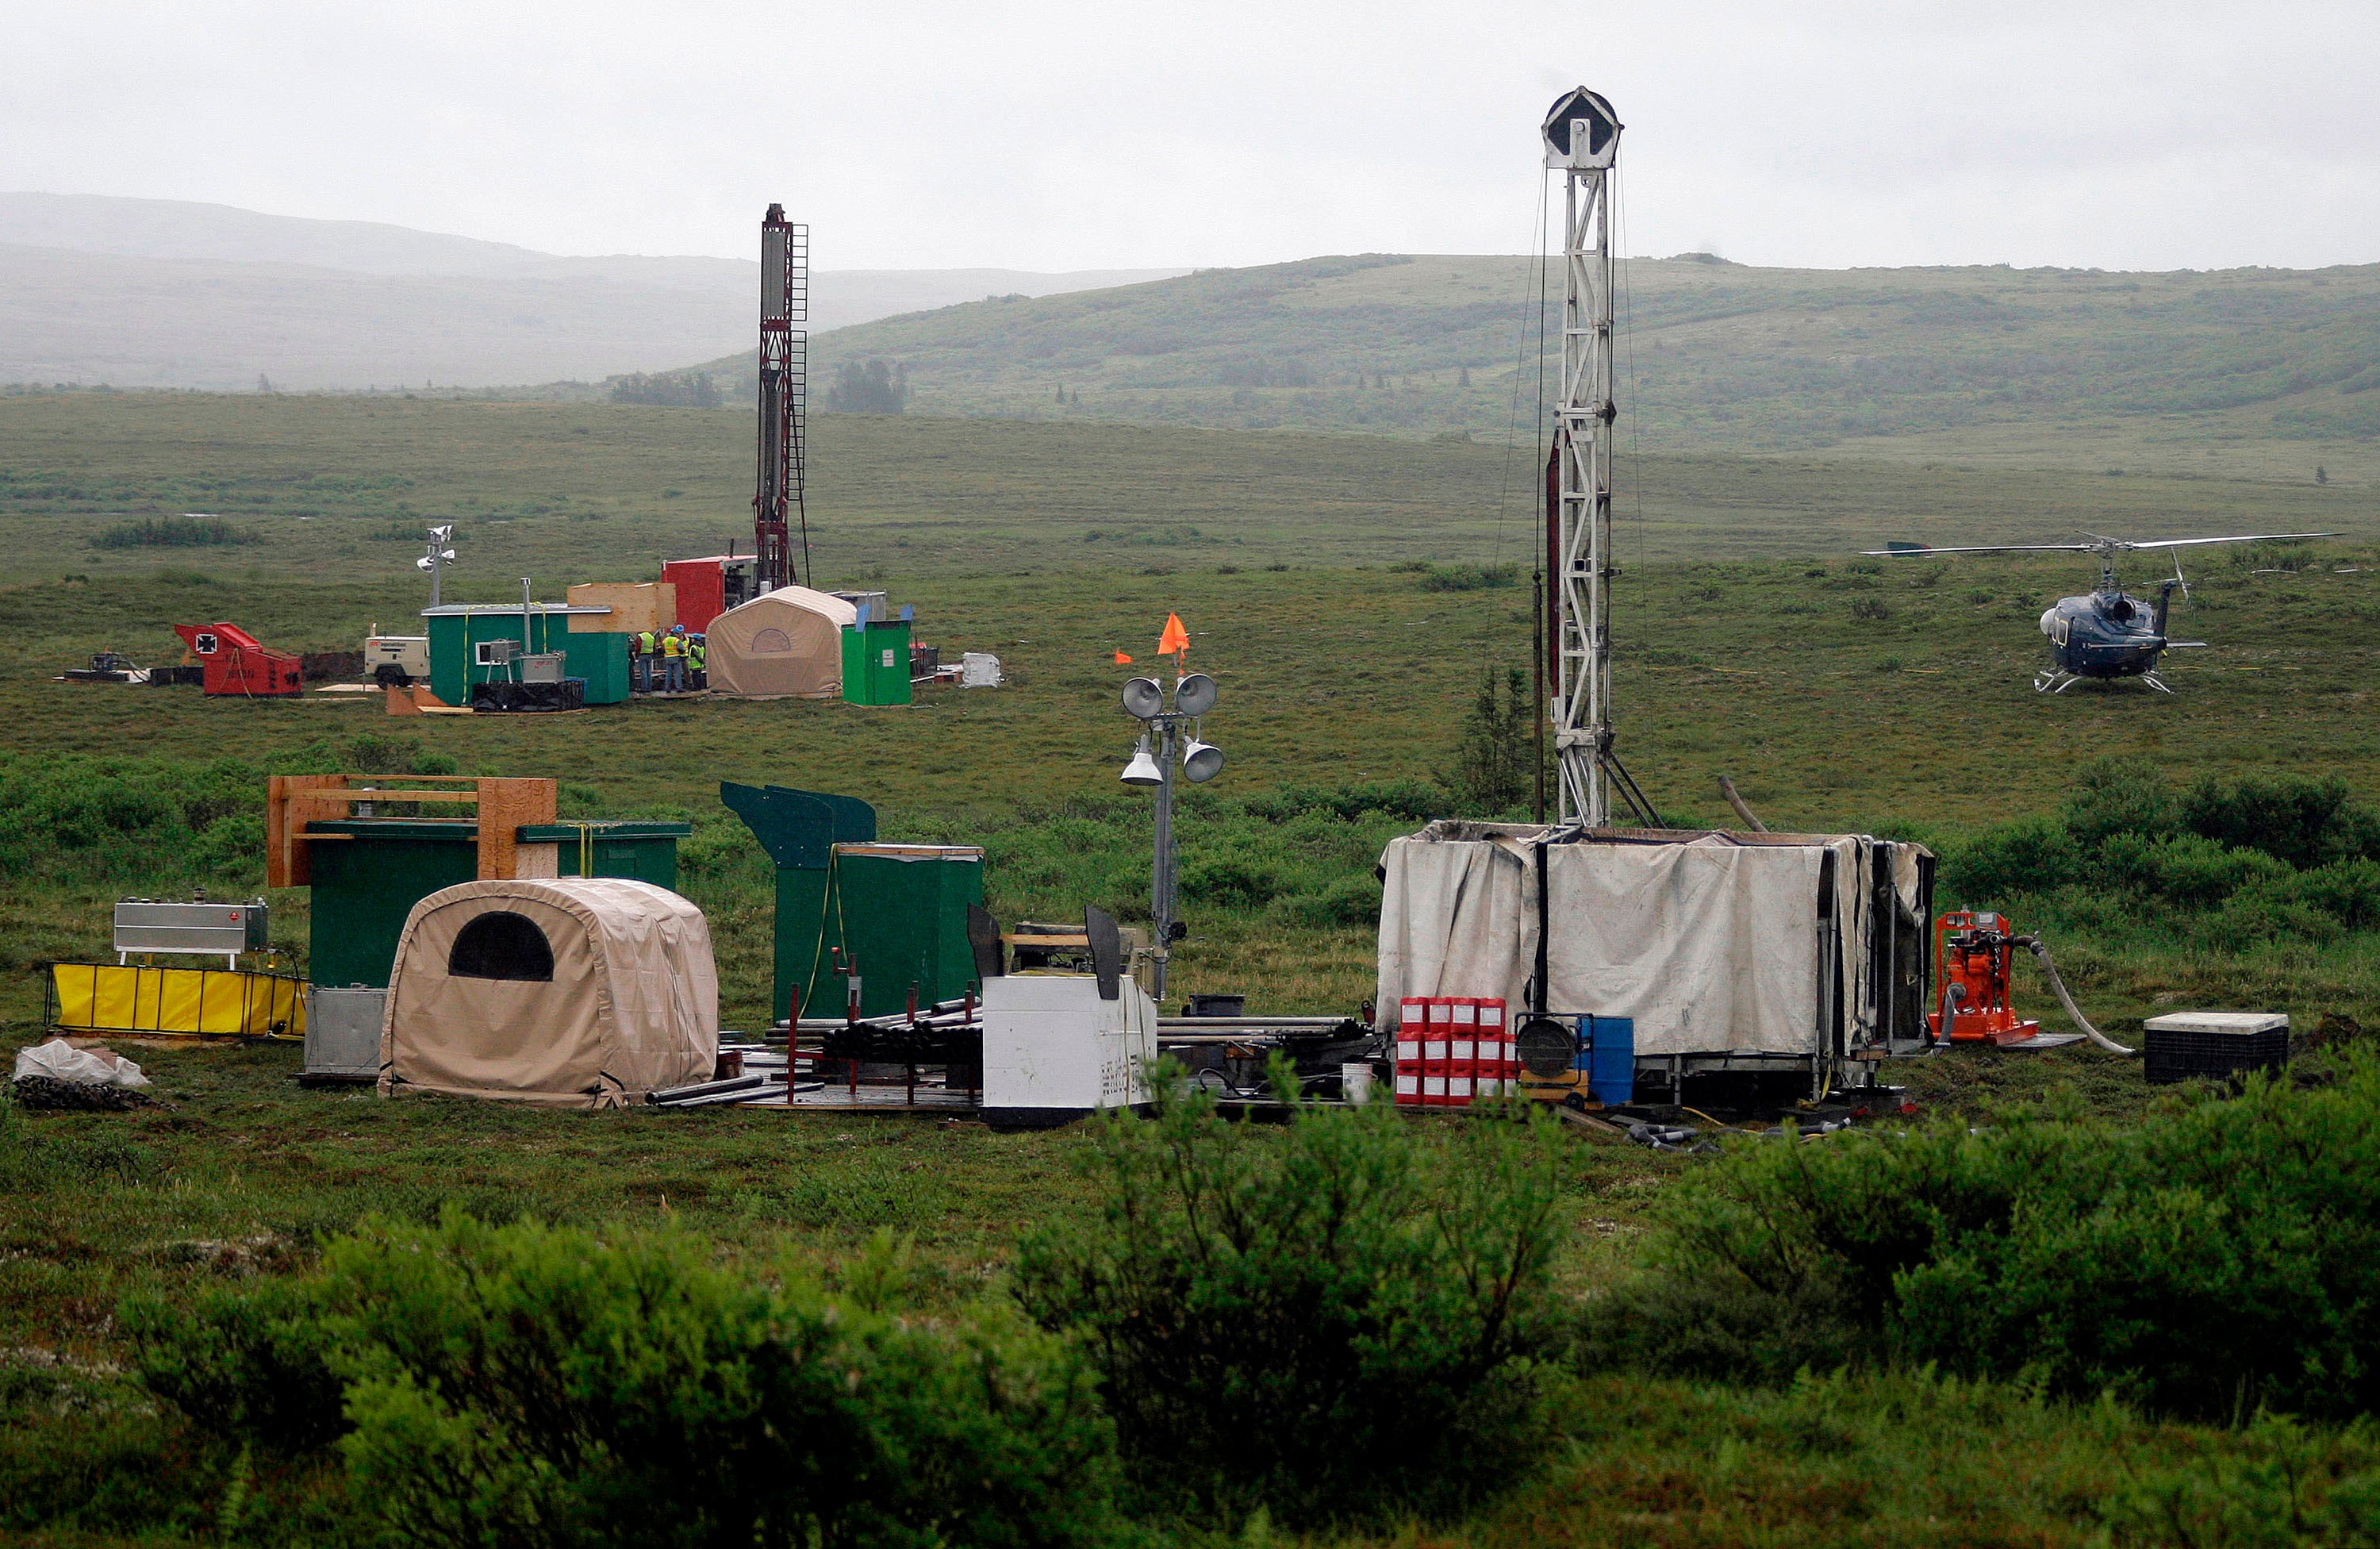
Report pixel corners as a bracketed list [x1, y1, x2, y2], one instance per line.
[379, 878, 718, 1107]
[1377, 824, 1933, 1077]
[705, 587, 858, 699]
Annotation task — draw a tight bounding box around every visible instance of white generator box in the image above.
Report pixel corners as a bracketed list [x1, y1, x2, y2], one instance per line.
[959, 652, 1004, 688]
[981, 973, 1157, 1123]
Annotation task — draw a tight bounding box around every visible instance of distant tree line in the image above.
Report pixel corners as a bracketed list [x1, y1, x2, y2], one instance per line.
[825, 359, 910, 414]
[610, 371, 722, 408]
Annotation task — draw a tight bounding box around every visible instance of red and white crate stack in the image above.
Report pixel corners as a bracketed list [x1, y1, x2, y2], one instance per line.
[1395, 995, 1509, 1109]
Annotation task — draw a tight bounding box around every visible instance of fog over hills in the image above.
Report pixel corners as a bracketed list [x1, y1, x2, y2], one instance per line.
[0, 194, 1184, 390]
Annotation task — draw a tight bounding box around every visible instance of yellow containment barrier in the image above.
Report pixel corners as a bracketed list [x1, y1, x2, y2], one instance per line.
[48, 963, 307, 1040]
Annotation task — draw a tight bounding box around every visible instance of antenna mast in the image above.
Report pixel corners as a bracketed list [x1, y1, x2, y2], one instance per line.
[753, 203, 810, 591]
[1542, 87, 1626, 827]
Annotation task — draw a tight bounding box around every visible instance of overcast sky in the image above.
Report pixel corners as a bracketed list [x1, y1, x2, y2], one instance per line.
[7, 0, 2374, 274]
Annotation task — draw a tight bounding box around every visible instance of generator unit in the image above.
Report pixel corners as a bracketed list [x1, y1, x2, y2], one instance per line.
[363, 633, 431, 686]
[174, 622, 303, 697]
[114, 897, 269, 967]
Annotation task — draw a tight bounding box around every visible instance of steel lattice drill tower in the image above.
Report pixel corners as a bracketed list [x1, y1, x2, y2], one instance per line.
[1541, 88, 1628, 828]
[753, 204, 811, 591]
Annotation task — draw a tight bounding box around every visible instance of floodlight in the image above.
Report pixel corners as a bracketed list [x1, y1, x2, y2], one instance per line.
[1119, 736, 1163, 786]
[1173, 671, 1217, 716]
[1121, 677, 1164, 719]
[1541, 86, 1620, 171]
[416, 556, 436, 571]
[429, 525, 453, 541]
[1180, 738, 1225, 784]
[439, 548, 457, 561]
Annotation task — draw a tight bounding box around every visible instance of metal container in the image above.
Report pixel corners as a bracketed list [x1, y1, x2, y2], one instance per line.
[113, 899, 268, 961]
[303, 986, 387, 1081]
[520, 652, 567, 684]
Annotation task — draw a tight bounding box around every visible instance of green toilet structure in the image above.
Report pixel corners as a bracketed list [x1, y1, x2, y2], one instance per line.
[303, 817, 691, 988]
[722, 782, 983, 1023]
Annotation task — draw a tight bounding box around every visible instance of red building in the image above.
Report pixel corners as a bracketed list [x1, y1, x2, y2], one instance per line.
[659, 555, 760, 633]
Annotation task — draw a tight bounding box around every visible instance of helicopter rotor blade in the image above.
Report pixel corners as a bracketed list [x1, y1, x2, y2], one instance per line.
[2117, 532, 2338, 551]
[1860, 543, 2097, 557]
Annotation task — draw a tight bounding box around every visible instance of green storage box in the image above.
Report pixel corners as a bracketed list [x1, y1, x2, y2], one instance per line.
[721, 782, 982, 1022]
[302, 817, 690, 987]
[840, 620, 912, 706]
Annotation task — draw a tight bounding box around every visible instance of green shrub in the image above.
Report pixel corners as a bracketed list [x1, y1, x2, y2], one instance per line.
[90, 514, 257, 548]
[1013, 1064, 1565, 1524]
[2060, 757, 2181, 850]
[1939, 816, 2080, 904]
[128, 1212, 1116, 1549]
[1586, 1057, 2380, 1421]
[122, 1278, 347, 1454]
[2182, 772, 2380, 871]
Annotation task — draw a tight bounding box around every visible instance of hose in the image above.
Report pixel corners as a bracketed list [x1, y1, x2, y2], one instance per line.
[2017, 936, 2136, 1056]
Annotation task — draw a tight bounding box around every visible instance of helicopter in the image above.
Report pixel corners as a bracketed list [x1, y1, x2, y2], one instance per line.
[1864, 532, 2336, 693]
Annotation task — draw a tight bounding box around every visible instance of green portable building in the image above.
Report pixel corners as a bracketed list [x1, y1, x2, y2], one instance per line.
[840, 620, 912, 706]
[303, 817, 691, 988]
[422, 604, 633, 707]
[721, 782, 982, 1023]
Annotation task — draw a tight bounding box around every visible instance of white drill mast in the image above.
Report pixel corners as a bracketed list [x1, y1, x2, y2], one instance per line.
[1542, 87, 1623, 827]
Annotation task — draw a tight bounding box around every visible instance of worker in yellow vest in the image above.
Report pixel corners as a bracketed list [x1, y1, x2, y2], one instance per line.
[633, 628, 658, 693]
[688, 634, 707, 690]
[661, 625, 688, 692]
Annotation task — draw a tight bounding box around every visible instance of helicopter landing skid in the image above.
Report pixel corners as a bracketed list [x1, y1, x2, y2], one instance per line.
[2140, 672, 2173, 694]
[2033, 669, 2079, 694]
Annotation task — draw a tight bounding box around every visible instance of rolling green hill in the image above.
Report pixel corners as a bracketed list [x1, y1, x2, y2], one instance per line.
[673, 253, 2380, 462]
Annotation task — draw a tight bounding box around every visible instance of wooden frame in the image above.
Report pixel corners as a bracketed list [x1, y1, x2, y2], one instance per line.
[267, 775, 559, 887]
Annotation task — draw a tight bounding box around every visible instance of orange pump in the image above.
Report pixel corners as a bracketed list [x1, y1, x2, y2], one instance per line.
[1928, 911, 2040, 1046]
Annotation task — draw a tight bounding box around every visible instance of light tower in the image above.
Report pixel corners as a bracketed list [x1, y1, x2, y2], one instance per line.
[1541, 87, 1628, 827]
[752, 203, 811, 592]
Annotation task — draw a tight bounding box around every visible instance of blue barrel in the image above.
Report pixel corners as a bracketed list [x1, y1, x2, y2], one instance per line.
[1586, 1015, 1635, 1105]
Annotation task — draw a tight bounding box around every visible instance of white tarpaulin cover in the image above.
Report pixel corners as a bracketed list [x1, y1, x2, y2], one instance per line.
[13, 1040, 149, 1088]
[380, 878, 718, 1108]
[1376, 824, 1929, 1058]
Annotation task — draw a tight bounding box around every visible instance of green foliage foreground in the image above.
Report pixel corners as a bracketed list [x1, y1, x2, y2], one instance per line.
[1588, 1051, 2380, 1424]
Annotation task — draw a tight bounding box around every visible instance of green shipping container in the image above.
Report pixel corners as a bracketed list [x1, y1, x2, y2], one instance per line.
[423, 606, 632, 706]
[302, 817, 690, 988]
[840, 620, 912, 706]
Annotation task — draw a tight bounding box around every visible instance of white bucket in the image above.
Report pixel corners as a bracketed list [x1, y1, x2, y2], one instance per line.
[1341, 1061, 1374, 1106]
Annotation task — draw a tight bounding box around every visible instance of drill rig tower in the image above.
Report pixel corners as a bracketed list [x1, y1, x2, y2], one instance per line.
[1541, 87, 1650, 828]
[753, 204, 811, 591]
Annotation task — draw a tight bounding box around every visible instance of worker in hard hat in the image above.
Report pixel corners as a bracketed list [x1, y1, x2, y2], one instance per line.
[661, 624, 688, 692]
[688, 633, 707, 690]
[633, 627, 658, 693]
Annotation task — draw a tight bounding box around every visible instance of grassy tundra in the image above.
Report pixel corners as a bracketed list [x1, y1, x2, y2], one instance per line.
[1, 391, 2377, 1545]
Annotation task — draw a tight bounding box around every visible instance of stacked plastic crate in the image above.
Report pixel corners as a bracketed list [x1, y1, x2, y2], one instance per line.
[1395, 995, 1511, 1108]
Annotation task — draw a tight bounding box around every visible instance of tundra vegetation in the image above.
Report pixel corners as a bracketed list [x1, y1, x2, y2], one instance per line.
[0, 389, 2375, 1543]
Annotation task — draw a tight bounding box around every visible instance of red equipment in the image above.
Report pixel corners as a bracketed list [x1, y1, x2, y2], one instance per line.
[660, 555, 761, 633]
[1928, 910, 2040, 1045]
[173, 622, 302, 698]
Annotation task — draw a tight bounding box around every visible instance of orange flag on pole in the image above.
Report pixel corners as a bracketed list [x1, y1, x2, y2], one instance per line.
[1157, 613, 1190, 656]
[1113, 650, 1133, 664]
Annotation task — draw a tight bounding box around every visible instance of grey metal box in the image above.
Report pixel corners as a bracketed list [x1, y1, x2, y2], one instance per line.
[304, 986, 387, 1080]
[113, 899, 268, 957]
[520, 652, 567, 684]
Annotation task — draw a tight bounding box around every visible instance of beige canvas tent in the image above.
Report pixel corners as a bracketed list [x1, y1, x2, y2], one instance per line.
[705, 586, 857, 699]
[379, 878, 718, 1108]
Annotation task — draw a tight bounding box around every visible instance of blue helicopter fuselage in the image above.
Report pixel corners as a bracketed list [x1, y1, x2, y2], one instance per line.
[2037, 585, 2174, 678]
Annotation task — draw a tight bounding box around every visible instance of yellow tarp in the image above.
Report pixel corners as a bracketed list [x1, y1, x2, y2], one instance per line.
[50, 963, 306, 1040]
